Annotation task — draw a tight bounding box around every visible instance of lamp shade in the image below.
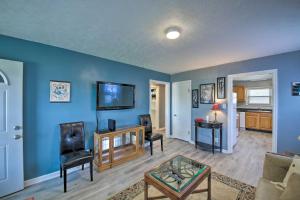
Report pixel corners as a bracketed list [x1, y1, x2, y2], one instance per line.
[211, 103, 221, 111]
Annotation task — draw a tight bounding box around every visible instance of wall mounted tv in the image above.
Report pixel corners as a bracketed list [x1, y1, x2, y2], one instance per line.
[96, 81, 135, 110]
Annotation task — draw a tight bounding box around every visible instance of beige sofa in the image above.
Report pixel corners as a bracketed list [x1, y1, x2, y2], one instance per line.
[255, 153, 300, 200]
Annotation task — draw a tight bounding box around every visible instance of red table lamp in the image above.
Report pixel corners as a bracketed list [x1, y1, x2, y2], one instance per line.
[211, 103, 221, 122]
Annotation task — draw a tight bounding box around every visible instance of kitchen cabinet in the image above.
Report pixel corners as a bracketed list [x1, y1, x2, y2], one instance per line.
[259, 113, 272, 131]
[246, 112, 272, 131]
[233, 86, 245, 102]
[246, 112, 260, 130]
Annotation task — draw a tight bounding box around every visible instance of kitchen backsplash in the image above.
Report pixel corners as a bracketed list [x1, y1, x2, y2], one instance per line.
[237, 103, 273, 110]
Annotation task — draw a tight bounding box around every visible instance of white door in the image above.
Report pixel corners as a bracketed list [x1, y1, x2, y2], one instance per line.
[232, 93, 237, 147]
[172, 80, 191, 141]
[0, 59, 24, 197]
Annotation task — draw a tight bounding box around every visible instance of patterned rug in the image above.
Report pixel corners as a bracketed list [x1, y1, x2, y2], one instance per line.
[108, 172, 256, 200]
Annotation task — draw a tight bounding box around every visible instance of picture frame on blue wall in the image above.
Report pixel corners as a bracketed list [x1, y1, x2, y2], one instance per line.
[200, 83, 215, 104]
[192, 89, 199, 108]
[217, 77, 226, 99]
[50, 80, 71, 103]
[292, 82, 300, 96]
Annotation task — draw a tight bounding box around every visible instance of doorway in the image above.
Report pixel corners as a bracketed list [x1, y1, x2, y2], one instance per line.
[0, 59, 24, 197]
[149, 80, 170, 136]
[227, 69, 278, 154]
[171, 80, 192, 142]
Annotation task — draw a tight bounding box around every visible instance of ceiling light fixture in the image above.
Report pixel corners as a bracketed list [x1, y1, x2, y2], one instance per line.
[165, 27, 181, 40]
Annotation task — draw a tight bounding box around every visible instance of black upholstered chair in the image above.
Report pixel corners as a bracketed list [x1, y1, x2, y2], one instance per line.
[139, 114, 163, 155]
[59, 122, 93, 192]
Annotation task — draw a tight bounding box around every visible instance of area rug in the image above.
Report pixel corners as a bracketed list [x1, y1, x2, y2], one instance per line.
[108, 172, 256, 200]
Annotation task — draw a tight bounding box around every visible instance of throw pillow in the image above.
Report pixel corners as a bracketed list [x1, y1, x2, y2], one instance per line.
[282, 155, 300, 187]
[280, 172, 300, 200]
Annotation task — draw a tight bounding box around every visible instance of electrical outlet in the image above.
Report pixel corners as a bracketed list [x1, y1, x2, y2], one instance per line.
[298, 135, 300, 141]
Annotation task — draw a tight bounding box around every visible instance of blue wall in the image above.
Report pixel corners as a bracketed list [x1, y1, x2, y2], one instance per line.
[171, 50, 300, 153]
[1, 33, 300, 180]
[0, 35, 170, 180]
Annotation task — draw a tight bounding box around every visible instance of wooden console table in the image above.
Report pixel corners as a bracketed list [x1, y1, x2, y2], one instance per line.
[94, 125, 145, 172]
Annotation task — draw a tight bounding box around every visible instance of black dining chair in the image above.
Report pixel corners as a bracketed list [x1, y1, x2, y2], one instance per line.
[59, 121, 93, 192]
[139, 114, 163, 155]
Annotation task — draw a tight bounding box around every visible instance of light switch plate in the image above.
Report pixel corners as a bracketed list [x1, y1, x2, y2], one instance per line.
[298, 135, 300, 141]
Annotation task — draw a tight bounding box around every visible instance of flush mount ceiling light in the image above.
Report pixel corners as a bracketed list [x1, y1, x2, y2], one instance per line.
[165, 27, 181, 40]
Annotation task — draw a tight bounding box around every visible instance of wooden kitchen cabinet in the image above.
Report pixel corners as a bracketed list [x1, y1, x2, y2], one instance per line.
[246, 112, 260, 130]
[246, 112, 272, 131]
[259, 113, 272, 131]
[233, 86, 245, 102]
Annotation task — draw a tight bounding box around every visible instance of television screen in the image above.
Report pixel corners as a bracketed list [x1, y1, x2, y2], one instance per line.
[96, 81, 135, 110]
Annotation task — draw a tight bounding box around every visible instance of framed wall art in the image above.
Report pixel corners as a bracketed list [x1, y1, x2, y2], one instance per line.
[50, 80, 71, 103]
[292, 82, 300, 96]
[217, 77, 226, 99]
[192, 89, 199, 108]
[200, 83, 215, 104]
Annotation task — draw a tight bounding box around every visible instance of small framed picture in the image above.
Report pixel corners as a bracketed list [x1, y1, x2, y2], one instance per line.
[200, 83, 215, 104]
[217, 77, 226, 99]
[292, 82, 300, 96]
[50, 80, 71, 103]
[192, 89, 199, 108]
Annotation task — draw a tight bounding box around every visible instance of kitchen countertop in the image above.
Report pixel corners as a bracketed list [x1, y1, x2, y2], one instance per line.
[237, 107, 272, 113]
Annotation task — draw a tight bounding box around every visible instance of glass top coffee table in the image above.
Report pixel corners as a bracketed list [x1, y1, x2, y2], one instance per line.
[144, 155, 211, 200]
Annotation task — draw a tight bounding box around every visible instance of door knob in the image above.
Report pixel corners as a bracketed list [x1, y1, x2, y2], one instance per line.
[13, 134, 22, 140]
[174, 114, 177, 117]
[13, 125, 22, 131]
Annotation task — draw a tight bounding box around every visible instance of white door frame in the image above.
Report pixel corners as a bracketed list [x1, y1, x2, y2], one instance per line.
[227, 69, 278, 153]
[171, 80, 192, 143]
[149, 80, 171, 137]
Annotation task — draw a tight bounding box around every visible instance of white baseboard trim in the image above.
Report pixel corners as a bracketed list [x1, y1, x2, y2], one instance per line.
[221, 149, 231, 154]
[166, 134, 172, 139]
[189, 140, 195, 145]
[24, 163, 90, 188]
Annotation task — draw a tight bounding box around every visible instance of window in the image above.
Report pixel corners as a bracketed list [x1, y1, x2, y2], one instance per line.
[248, 88, 271, 105]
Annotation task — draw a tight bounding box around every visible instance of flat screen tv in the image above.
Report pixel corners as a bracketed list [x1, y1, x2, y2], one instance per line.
[96, 81, 135, 110]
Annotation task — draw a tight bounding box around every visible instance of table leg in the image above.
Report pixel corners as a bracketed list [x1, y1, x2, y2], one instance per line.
[195, 125, 198, 149]
[144, 181, 148, 200]
[212, 128, 215, 154]
[220, 126, 222, 153]
[208, 173, 211, 200]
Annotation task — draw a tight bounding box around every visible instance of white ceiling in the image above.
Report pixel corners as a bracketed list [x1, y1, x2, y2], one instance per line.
[1, 0, 300, 74]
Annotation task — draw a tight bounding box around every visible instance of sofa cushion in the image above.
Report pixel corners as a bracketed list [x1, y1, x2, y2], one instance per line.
[282, 155, 300, 187]
[255, 178, 283, 200]
[280, 172, 300, 200]
[263, 153, 292, 182]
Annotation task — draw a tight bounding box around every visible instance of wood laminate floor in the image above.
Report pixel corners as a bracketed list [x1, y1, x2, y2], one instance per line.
[3, 130, 271, 200]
